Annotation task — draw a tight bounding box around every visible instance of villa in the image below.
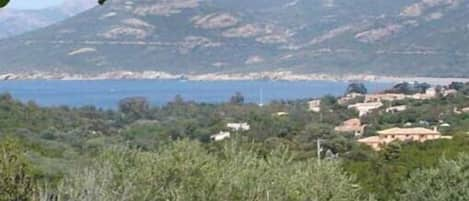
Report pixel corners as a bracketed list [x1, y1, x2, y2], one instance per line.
[227, 123, 251, 131]
[348, 102, 383, 117]
[409, 87, 438, 100]
[442, 89, 458, 97]
[338, 93, 365, 105]
[461, 107, 469, 113]
[363, 87, 438, 103]
[334, 118, 365, 136]
[308, 99, 321, 112]
[385, 105, 407, 113]
[365, 93, 406, 103]
[210, 131, 231, 141]
[358, 127, 452, 150]
[275, 112, 289, 116]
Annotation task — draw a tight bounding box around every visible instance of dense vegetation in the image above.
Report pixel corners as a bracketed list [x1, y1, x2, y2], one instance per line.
[3, 82, 469, 200]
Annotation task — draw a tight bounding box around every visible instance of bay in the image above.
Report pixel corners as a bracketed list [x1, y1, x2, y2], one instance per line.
[0, 80, 393, 108]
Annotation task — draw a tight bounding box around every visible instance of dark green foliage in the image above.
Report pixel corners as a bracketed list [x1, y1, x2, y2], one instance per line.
[399, 154, 469, 201]
[229, 92, 245, 105]
[385, 82, 431, 95]
[346, 83, 368, 94]
[0, 0, 8, 8]
[449, 82, 465, 91]
[118, 97, 150, 120]
[344, 135, 469, 201]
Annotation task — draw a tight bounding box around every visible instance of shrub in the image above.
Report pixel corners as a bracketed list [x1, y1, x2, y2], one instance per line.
[44, 140, 367, 201]
[398, 154, 469, 201]
[0, 138, 38, 201]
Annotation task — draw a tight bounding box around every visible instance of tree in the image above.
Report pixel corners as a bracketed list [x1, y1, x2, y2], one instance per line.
[0, 0, 8, 8]
[399, 154, 469, 201]
[170, 95, 185, 105]
[346, 83, 368, 94]
[449, 81, 465, 91]
[45, 140, 368, 201]
[118, 97, 150, 119]
[386, 82, 431, 94]
[229, 92, 245, 105]
[413, 82, 431, 93]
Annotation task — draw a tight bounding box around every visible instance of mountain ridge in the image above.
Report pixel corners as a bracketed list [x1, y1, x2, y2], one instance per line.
[1, 0, 469, 77]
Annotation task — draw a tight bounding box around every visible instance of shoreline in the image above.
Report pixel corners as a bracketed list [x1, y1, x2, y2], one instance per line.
[1, 71, 469, 85]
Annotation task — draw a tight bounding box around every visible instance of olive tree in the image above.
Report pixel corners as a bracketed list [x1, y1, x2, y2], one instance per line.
[398, 154, 469, 201]
[43, 140, 370, 201]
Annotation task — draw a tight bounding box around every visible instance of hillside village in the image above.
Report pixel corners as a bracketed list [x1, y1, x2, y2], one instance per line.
[307, 83, 459, 150]
[209, 81, 464, 152]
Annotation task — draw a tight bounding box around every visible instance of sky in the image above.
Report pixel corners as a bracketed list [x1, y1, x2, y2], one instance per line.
[9, 0, 65, 9]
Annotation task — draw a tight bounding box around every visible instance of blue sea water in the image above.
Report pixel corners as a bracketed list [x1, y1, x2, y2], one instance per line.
[0, 80, 393, 109]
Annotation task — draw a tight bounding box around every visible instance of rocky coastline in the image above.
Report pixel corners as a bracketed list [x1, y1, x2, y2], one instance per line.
[1, 71, 469, 85]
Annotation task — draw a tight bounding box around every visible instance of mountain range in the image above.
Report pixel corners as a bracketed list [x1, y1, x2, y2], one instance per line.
[1, 0, 469, 77]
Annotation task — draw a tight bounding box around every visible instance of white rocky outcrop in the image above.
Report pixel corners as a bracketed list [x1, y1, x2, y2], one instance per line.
[222, 24, 264, 38]
[178, 36, 221, 54]
[191, 13, 239, 29]
[355, 24, 403, 43]
[133, 0, 200, 16]
[245, 56, 265, 65]
[68, 47, 97, 56]
[101, 27, 150, 39]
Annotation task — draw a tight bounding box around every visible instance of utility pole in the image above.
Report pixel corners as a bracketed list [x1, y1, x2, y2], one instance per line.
[317, 138, 323, 165]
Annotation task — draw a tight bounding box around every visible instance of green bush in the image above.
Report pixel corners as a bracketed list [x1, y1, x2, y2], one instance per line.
[399, 154, 469, 201]
[0, 138, 38, 201]
[44, 140, 367, 201]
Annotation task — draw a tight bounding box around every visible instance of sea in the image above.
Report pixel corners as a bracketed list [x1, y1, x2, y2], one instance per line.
[0, 80, 393, 109]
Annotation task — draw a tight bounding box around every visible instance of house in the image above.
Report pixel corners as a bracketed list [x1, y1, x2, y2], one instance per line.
[461, 107, 469, 113]
[425, 87, 437, 97]
[418, 120, 430, 126]
[308, 99, 321, 112]
[440, 123, 451, 127]
[358, 127, 452, 150]
[210, 131, 231, 141]
[442, 89, 458, 97]
[365, 93, 406, 103]
[385, 105, 407, 113]
[338, 93, 364, 105]
[357, 136, 382, 150]
[410, 87, 438, 100]
[404, 122, 413, 127]
[227, 123, 250, 131]
[274, 112, 289, 116]
[334, 118, 365, 136]
[348, 102, 383, 117]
